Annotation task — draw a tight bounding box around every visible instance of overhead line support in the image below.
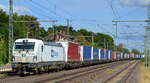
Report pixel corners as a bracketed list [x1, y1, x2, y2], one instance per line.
[9, 0, 13, 63]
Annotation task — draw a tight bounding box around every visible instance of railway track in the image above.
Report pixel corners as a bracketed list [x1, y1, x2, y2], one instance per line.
[36, 60, 135, 83]
[103, 60, 139, 83]
[35, 61, 128, 83]
[119, 62, 138, 83]
[0, 60, 132, 83]
[44, 60, 136, 83]
[0, 65, 12, 73]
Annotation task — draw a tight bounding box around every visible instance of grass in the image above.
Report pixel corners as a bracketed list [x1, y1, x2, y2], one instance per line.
[139, 62, 150, 83]
[0, 74, 7, 78]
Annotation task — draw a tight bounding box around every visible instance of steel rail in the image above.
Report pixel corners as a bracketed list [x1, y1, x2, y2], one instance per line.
[103, 61, 138, 83]
[35, 61, 132, 83]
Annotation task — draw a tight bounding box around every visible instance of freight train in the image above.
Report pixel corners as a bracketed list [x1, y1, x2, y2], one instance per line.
[11, 38, 143, 75]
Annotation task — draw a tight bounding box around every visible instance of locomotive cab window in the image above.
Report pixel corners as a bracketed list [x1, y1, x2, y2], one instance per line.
[15, 42, 35, 51]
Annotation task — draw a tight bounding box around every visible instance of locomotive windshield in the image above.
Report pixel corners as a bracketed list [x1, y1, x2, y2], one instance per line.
[15, 42, 35, 51]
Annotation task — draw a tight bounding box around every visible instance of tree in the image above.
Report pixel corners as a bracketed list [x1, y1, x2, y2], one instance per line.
[47, 26, 115, 49]
[0, 9, 48, 64]
[131, 48, 140, 55]
[0, 34, 8, 64]
[13, 14, 41, 38]
[0, 9, 9, 64]
[123, 48, 130, 53]
[94, 33, 114, 49]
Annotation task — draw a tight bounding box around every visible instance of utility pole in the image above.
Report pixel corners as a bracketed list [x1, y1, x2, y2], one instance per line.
[9, 0, 13, 63]
[104, 38, 106, 49]
[145, 26, 150, 68]
[52, 21, 56, 37]
[115, 22, 118, 39]
[92, 33, 94, 46]
[112, 20, 147, 48]
[27, 32, 30, 38]
[69, 35, 95, 47]
[67, 19, 70, 35]
[112, 22, 118, 52]
[14, 20, 57, 39]
[113, 19, 149, 68]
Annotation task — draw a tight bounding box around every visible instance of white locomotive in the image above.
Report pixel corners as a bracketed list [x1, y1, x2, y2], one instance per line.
[12, 38, 44, 63]
[12, 38, 70, 75]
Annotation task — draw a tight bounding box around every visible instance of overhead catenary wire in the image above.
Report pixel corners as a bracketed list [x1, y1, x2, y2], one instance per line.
[18, 0, 54, 20]
[105, 0, 120, 19]
[121, 7, 142, 18]
[46, 0, 103, 24]
[46, 0, 75, 19]
[30, 0, 67, 20]
[29, 1, 58, 19]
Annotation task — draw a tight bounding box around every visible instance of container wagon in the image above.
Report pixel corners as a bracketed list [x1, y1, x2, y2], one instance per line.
[11, 38, 141, 75]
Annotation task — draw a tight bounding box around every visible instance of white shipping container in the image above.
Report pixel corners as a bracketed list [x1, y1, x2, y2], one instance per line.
[99, 49, 101, 60]
[42, 43, 66, 62]
[80, 46, 84, 61]
[108, 50, 111, 60]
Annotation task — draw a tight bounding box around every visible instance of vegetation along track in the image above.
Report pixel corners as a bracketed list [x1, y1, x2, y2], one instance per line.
[0, 60, 133, 83]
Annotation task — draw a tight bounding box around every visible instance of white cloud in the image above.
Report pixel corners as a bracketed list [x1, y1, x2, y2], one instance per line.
[0, 4, 7, 11]
[120, 0, 150, 7]
[0, 4, 30, 14]
[14, 6, 31, 13]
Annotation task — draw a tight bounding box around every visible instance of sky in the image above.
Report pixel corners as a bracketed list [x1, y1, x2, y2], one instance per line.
[0, 0, 148, 52]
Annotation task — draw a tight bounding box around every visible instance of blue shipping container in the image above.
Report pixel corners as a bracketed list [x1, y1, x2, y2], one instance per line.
[83, 46, 92, 61]
[93, 48, 99, 60]
[106, 50, 109, 60]
[100, 49, 105, 59]
[109, 51, 112, 59]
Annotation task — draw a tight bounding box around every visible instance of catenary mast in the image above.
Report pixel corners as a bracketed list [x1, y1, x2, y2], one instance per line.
[145, 4, 150, 68]
[9, 0, 13, 63]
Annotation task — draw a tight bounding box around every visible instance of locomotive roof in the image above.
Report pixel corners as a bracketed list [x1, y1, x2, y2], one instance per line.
[15, 38, 42, 43]
[44, 42, 63, 47]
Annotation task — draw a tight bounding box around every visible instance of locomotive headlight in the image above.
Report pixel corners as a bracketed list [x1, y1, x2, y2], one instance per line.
[12, 56, 15, 61]
[33, 56, 37, 62]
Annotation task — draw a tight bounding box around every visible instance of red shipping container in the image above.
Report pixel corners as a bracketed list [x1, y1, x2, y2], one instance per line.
[68, 43, 80, 62]
[112, 52, 116, 60]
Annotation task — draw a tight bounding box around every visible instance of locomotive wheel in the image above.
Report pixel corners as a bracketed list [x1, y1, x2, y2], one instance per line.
[33, 68, 38, 75]
[38, 68, 42, 74]
[19, 69, 25, 77]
